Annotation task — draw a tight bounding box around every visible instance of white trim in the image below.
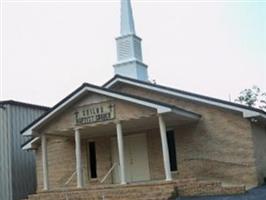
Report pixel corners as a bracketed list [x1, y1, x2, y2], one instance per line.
[116, 122, 126, 185]
[172, 109, 200, 120]
[41, 135, 49, 191]
[22, 85, 172, 136]
[75, 128, 84, 188]
[105, 78, 266, 119]
[243, 110, 266, 118]
[22, 137, 40, 150]
[158, 114, 172, 181]
[22, 87, 87, 136]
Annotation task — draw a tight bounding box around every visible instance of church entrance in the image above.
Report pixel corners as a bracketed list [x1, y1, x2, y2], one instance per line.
[111, 133, 151, 183]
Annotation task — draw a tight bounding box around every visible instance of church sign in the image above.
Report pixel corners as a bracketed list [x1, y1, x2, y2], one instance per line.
[74, 102, 115, 126]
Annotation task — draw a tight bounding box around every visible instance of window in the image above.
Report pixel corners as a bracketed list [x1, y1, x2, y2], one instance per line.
[167, 130, 177, 171]
[88, 142, 97, 179]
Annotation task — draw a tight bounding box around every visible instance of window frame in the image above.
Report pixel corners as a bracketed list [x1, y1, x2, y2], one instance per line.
[87, 141, 97, 179]
[166, 129, 178, 172]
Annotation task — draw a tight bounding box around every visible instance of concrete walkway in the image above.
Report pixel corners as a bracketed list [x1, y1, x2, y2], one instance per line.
[178, 186, 266, 200]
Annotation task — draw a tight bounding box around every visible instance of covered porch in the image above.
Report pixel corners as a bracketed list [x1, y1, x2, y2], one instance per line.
[39, 111, 200, 191]
[21, 83, 202, 192]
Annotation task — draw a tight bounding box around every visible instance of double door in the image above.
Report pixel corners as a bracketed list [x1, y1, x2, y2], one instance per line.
[112, 133, 150, 183]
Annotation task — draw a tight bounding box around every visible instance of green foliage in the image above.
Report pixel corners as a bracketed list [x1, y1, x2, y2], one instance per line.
[235, 86, 266, 111]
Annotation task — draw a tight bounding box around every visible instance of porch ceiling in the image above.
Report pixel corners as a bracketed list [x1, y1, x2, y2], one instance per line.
[23, 108, 201, 150]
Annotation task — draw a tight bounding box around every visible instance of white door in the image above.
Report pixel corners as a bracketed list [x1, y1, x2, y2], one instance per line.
[112, 133, 150, 183]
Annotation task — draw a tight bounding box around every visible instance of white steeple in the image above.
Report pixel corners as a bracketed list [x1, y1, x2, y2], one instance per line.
[113, 0, 149, 81]
[121, 0, 136, 35]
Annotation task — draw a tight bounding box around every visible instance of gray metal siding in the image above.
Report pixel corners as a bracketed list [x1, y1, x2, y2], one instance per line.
[0, 103, 47, 200]
[0, 105, 13, 200]
[10, 105, 46, 200]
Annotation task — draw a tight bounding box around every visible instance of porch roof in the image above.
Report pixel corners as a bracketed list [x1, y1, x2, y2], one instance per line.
[21, 82, 201, 139]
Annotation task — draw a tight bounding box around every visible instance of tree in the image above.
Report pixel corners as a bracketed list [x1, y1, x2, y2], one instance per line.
[235, 86, 266, 111]
[260, 92, 266, 110]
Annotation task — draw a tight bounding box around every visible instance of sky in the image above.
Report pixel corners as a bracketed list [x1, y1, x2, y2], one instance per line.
[0, 0, 265, 107]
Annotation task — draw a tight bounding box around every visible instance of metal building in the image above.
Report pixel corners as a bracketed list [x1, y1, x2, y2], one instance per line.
[0, 100, 49, 200]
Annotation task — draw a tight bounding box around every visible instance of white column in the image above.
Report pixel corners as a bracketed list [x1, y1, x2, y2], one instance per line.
[75, 128, 84, 188]
[41, 134, 49, 190]
[116, 122, 126, 184]
[158, 114, 172, 181]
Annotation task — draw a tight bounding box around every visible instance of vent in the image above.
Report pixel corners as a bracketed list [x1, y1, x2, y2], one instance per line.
[118, 39, 131, 61]
[133, 38, 142, 60]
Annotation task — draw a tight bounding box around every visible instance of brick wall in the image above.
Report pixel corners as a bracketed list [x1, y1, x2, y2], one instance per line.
[36, 128, 173, 191]
[27, 179, 246, 200]
[112, 84, 259, 187]
[147, 129, 165, 180]
[36, 137, 77, 191]
[251, 123, 266, 184]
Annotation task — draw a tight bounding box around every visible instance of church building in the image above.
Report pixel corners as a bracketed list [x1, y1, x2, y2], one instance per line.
[22, 0, 266, 199]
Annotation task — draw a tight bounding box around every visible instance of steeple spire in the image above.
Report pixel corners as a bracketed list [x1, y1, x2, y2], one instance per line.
[113, 0, 149, 82]
[121, 0, 136, 35]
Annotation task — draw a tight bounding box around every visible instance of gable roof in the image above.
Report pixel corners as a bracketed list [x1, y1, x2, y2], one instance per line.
[21, 82, 200, 136]
[103, 75, 266, 119]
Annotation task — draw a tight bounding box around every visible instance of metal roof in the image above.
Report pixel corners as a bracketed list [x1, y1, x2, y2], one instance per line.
[103, 75, 266, 117]
[0, 100, 50, 111]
